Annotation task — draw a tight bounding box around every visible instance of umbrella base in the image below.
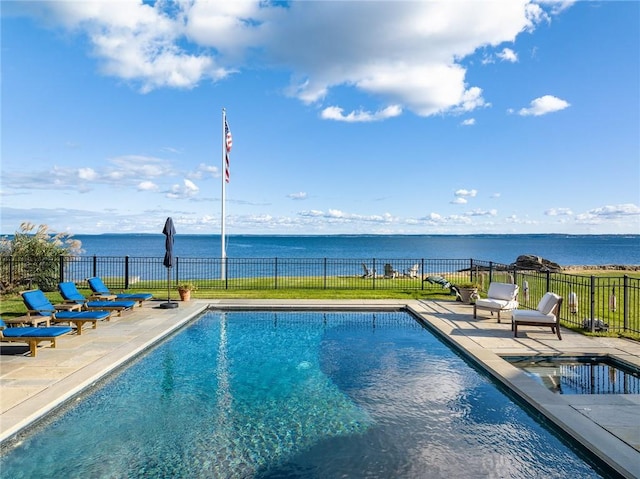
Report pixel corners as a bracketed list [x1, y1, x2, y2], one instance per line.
[159, 302, 179, 309]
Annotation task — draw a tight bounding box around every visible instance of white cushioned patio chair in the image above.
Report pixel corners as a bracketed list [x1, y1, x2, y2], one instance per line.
[473, 282, 519, 323]
[512, 292, 563, 340]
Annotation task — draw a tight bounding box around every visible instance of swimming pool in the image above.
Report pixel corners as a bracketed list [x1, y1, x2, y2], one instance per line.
[0, 311, 606, 478]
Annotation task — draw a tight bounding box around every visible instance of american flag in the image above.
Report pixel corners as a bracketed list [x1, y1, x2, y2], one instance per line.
[224, 118, 232, 183]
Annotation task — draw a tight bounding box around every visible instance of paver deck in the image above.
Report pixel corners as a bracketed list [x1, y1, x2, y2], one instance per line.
[1, 299, 638, 478]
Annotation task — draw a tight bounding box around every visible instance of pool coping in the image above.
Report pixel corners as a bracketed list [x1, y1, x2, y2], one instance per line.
[1, 299, 639, 478]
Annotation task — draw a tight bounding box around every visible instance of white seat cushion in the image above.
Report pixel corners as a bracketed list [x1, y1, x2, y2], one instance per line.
[512, 310, 557, 324]
[475, 298, 518, 311]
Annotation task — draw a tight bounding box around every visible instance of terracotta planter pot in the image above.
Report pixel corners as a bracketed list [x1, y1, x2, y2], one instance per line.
[178, 289, 191, 302]
[458, 287, 478, 304]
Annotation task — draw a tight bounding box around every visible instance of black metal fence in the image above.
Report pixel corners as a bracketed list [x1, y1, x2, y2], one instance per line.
[1, 255, 638, 334]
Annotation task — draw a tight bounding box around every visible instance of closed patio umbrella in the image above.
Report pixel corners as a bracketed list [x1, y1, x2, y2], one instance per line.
[160, 217, 179, 309]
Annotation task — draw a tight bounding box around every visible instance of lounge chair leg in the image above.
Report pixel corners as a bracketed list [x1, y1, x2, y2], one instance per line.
[29, 340, 37, 357]
[473, 305, 477, 318]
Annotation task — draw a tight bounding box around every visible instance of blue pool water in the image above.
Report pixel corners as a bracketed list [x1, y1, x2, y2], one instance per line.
[507, 356, 640, 395]
[1, 311, 605, 478]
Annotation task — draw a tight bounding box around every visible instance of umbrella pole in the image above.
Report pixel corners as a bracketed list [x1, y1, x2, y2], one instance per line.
[167, 267, 171, 303]
[159, 266, 178, 308]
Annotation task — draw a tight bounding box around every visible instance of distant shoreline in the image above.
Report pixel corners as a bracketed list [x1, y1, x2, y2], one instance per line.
[563, 264, 640, 272]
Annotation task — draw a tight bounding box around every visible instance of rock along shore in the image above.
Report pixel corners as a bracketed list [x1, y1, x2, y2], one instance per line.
[562, 264, 640, 272]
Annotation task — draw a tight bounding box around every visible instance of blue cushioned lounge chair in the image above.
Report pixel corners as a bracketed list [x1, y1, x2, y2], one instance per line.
[21, 289, 110, 335]
[87, 277, 153, 306]
[0, 317, 73, 357]
[58, 282, 136, 317]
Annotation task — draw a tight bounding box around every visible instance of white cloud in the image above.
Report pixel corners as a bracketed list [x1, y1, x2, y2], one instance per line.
[298, 209, 396, 224]
[466, 209, 498, 217]
[1, 154, 178, 194]
[166, 179, 200, 199]
[25, 1, 566, 116]
[301, 210, 324, 218]
[321, 105, 402, 123]
[535, 0, 576, 15]
[545, 207, 573, 216]
[78, 167, 98, 181]
[455, 189, 478, 198]
[37, 1, 230, 93]
[576, 203, 640, 222]
[518, 94, 570, 116]
[188, 163, 219, 180]
[592, 203, 640, 217]
[451, 197, 467, 205]
[287, 192, 308, 200]
[453, 87, 490, 113]
[107, 155, 173, 178]
[420, 212, 471, 225]
[461, 118, 476, 126]
[137, 181, 158, 191]
[497, 47, 518, 62]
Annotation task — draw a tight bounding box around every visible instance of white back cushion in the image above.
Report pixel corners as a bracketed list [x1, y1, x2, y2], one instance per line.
[537, 292, 561, 315]
[487, 283, 519, 301]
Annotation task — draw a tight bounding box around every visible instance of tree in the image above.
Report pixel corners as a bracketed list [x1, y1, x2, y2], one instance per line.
[0, 222, 83, 292]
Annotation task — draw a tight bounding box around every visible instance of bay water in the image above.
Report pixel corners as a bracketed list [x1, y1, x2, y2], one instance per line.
[74, 234, 639, 266]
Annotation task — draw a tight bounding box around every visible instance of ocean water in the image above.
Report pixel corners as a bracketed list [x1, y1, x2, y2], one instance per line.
[73, 234, 640, 266]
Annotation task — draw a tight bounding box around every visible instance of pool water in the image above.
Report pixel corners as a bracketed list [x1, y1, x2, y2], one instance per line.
[506, 356, 640, 395]
[1, 311, 605, 478]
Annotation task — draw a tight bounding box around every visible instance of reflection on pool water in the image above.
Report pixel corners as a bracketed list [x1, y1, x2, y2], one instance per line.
[1, 311, 606, 478]
[506, 356, 640, 395]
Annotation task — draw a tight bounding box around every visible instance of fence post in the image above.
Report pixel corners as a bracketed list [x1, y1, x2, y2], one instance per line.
[545, 271, 551, 293]
[488, 261, 493, 283]
[59, 255, 65, 283]
[92, 255, 97, 278]
[274, 257, 278, 290]
[589, 275, 596, 333]
[9, 256, 14, 284]
[224, 258, 228, 290]
[469, 258, 474, 283]
[421, 258, 425, 290]
[124, 256, 130, 290]
[372, 259, 376, 290]
[175, 257, 179, 287]
[623, 275, 629, 332]
[323, 258, 327, 289]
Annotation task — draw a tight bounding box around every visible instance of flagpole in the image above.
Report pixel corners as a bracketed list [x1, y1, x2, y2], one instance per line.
[221, 108, 227, 280]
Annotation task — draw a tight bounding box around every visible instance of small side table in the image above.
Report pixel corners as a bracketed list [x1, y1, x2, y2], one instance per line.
[54, 303, 82, 311]
[4, 315, 52, 327]
[89, 294, 117, 301]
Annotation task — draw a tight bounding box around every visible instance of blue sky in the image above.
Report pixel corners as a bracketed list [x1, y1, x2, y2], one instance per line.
[2, 0, 639, 236]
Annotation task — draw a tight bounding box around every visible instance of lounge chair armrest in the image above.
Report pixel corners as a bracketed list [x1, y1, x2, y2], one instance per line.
[26, 308, 54, 318]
